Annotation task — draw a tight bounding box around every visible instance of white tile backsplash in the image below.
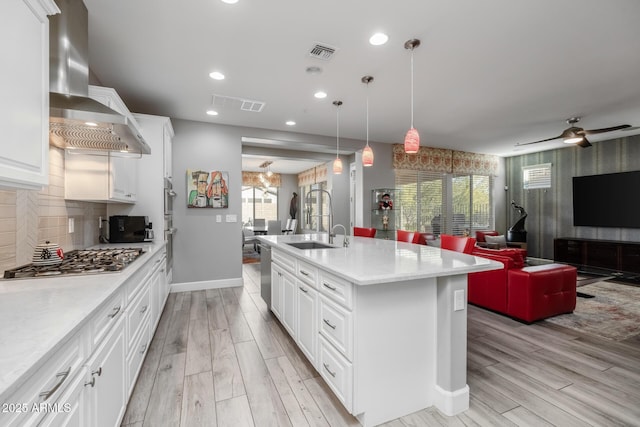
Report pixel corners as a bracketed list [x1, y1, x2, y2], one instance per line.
[0, 147, 106, 273]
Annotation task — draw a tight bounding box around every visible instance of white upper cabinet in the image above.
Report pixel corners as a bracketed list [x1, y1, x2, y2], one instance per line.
[0, 0, 59, 190]
[65, 152, 138, 203]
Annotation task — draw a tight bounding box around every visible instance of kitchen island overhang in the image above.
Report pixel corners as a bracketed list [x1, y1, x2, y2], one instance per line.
[258, 234, 502, 426]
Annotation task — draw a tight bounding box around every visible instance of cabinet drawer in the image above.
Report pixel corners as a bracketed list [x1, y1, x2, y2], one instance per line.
[2, 334, 84, 427]
[272, 249, 295, 272]
[92, 289, 125, 348]
[319, 295, 353, 360]
[318, 335, 353, 411]
[127, 252, 163, 303]
[318, 270, 353, 309]
[126, 317, 150, 397]
[127, 285, 150, 348]
[296, 260, 318, 288]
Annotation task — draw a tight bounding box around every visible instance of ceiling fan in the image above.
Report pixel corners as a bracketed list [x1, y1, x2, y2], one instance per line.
[516, 117, 632, 148]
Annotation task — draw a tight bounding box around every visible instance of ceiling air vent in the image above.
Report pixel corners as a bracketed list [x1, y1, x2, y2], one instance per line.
[212, 94, 265, 113]
[309, 43, 337, 61]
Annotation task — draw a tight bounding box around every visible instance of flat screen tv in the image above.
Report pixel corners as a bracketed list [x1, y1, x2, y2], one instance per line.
[572, 170, 640, 228]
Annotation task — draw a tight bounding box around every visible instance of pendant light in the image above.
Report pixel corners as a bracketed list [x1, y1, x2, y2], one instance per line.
[332, 100, 343, 174]
[362, 76, 374, 167]
[404, 39, 421, 154]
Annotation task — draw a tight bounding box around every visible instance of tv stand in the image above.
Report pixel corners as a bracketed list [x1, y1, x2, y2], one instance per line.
[554, 238, 640, 282]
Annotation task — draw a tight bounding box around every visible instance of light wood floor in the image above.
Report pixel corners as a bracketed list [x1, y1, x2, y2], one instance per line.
[121, 264, 640, 427]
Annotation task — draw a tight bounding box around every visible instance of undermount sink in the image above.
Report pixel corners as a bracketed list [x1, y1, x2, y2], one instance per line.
[285, 241, 338, 250]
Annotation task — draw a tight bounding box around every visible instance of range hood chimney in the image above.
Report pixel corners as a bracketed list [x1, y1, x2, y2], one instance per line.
[49, 0, 150, 154]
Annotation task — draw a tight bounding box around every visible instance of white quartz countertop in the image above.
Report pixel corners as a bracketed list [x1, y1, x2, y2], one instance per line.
[0, 242, 165, 402]
[258, 234, 502, 286]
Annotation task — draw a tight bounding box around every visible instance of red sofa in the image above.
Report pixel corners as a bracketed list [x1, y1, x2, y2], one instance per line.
[469, 247, 577, 323]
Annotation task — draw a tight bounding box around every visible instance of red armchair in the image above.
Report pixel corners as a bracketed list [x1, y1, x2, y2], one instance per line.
[468, 246, 576, 322]
[354, 227, 377, 238]
[440, 235, 476, 254]
[396, 229, 416, 243]
[440, 239, 576, 322]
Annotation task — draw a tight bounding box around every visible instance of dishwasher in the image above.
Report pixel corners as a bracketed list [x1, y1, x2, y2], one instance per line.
[259, 243, 271, 307]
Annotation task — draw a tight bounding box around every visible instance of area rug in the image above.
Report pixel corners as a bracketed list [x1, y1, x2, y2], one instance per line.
[545, 281, 640, 341]
[242, 248, 260, 264]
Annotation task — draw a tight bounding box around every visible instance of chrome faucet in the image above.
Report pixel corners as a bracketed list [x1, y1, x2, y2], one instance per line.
[331, 224, 349, 247]
[305, 189, 334, 242]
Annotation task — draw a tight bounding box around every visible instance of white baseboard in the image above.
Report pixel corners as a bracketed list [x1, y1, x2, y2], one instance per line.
[433, 384, 469, 416]
[170, 277, 243, 293]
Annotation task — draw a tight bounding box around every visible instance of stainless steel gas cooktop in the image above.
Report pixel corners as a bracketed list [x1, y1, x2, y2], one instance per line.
[3, 248, 144, 279]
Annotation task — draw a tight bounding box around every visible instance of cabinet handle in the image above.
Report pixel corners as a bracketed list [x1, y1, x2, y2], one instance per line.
[84, 377, 96, 388]
[300, 270, 310, 276]
[323, 318, 337, 329]
[38, 367, 71, 401]
[140, 305, 148, 314]
[140, 343, 148, 354]
[323, 363, 336, 378]
[298, 286, 308, 293]
[91, 367, 102, 377]
[107, 305, 121, 318]
[322, 282, 337, 291]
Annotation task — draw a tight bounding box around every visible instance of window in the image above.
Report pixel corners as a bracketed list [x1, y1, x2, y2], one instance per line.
[396, 171, 493, 236]
[301, 182, 329, 232]
[523, 163, 551, 189]
[242, 186, 278, 225]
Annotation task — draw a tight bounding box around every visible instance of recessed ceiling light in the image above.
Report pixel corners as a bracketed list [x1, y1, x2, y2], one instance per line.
[206, 110, 219, 116]
[209, 71, 225, 80]
[285, 121, 296, 126]
[369, 32, 389, 46]
[220, 0, 238, 4]
[314, 91, 327, 99]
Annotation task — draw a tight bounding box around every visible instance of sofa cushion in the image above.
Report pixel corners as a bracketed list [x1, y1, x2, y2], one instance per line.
[473, 247, 525, 268]
[485, 234, 507, 248]
[475, 230, 499, 243]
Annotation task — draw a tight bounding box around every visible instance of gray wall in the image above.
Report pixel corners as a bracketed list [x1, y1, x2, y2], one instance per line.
[172, 119, 243, 284]
[505, 135, 640, 259]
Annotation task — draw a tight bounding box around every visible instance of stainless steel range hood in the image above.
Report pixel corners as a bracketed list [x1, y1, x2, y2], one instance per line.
[49, 0, 150, 154]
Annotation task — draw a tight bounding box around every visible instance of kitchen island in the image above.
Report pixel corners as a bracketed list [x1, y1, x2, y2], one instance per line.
[258, 233, 502, 427]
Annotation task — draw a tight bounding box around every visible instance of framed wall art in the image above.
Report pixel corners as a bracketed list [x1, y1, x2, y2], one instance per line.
[187, 170, 229, 208]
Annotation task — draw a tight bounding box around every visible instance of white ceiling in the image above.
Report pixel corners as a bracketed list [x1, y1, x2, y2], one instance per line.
[84, 0, 640, 165]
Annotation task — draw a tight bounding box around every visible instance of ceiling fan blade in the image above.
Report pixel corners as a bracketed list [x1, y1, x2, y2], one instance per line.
[515, 134, 563, 146]
[577, 137, 592, 148]
[583, 124, 631, 135]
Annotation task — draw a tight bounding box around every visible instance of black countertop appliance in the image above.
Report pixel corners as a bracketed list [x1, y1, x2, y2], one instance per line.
[109, 216, 149, 243]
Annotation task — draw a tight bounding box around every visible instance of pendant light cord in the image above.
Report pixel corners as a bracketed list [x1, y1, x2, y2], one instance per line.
[410, 48, 414, 129]
[366, 84, 370, 146]
[336, 105, 340, 157]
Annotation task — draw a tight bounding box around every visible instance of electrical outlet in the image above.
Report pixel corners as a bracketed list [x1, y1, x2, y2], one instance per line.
[68, 218, 75, 234]
[454, 289, 465, 311]
[216, 215, 222, 223]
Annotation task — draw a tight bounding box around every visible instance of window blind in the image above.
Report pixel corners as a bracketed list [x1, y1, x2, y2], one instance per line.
[395, 170, 494, 236]
[523, 163, 552, 189]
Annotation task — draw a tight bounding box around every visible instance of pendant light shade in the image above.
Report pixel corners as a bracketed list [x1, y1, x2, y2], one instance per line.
[362, 145, 374, 167]
[404, 39, 421, 154]
[404, 128, 420, 154]
[362, 75, 374, 167]
[332, 100, 343, 174]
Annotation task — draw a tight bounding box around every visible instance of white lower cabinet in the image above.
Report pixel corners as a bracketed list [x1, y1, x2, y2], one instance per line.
[318, 335, 353, 409]
[296, 281, 318, 365]
[271, 263, 284, 320]
[6, 248, 171, 427]
[84, 319, 126, 427]
[281, 270, 297, 338]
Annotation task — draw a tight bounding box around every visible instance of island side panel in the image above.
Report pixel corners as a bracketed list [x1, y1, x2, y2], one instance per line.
[434, 273, 469, 415]
[353, 278, 437, 427]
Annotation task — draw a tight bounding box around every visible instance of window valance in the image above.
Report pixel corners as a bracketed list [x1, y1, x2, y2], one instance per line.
[242, 171, 281, 187]
[392, 144, 498, 175]
[297, 164, 328, 186]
